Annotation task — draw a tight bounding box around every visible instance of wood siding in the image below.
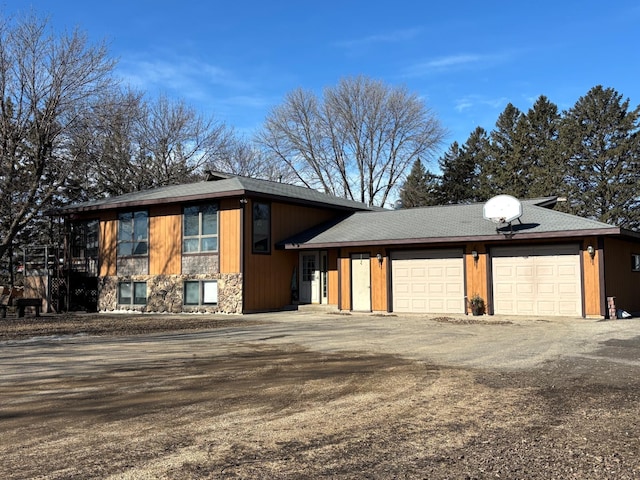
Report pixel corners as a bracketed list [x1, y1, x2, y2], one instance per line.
[603, 237, 640, 314]
[243, 200, 339, 312]
[149, 204, 181, 275]
[581, 237, 603, 317]
[219, 199, 241, 274]
[465, 244, 488, 314]
[370, 252, 387, 312]
[335, 247, 387, 312]
[99, 212, 117, 277]
[327, 250, 339, 306]
[338, 253, 351, 311]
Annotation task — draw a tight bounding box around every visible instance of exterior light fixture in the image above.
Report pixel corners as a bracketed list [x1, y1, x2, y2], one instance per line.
[587, 245, 595, 258]
[376, 253, 383, 265]
[471, 250, 479, 259]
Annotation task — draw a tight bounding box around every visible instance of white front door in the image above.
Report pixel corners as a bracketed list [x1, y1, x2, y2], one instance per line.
[351, 253, 371, 311]
[300, 252, 320, 304]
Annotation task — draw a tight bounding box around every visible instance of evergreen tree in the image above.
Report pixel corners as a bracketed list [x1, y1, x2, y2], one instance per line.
[399, 158, 440, 207]
[438, 128, 488, 204]
[559, 86, 640, 228]
[521, 96, 563, 198]
[486, 103, 527, 197]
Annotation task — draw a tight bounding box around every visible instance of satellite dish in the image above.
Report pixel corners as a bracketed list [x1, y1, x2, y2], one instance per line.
[483, 195, 522, 224]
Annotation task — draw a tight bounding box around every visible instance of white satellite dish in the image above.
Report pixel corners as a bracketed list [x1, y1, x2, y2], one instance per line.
[483, 195, 523, 224]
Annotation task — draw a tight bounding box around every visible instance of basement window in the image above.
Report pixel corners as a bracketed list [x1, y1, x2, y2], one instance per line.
[184, 280, 218, 305]
[118, 281, 147, 305]
[632, 254, 640, 272]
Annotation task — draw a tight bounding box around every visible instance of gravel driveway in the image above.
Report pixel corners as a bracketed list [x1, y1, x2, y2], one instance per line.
[1, 311, 639, 479]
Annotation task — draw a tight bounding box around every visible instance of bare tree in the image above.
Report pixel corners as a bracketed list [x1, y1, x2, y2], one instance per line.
[206, 135, 297, 183]
[257, 76, 447, 206]
[0, 12, 117, 263]
[71, 92, 237, 196]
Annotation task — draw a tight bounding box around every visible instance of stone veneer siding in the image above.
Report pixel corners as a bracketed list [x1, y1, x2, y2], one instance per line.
[98, 273, 243, 314]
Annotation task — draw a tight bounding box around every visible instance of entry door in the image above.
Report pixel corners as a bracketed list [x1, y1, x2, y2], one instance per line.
[300, 252, 320, 304]
[351, 253, 371, 311]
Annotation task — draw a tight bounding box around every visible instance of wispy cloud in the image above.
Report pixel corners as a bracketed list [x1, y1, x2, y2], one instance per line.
[117, 55, 252, 99]
[454, 94, 510, 113]
[334, 27, 422, 50]
[404, 51, 513, 77]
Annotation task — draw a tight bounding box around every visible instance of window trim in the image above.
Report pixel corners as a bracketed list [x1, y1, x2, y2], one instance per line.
[252, 201, 271, 254]
[632, 254, 640, 272]
[118, 281, 147, 306]
[117, 210, 149, 257]
[182, 203, 219, 254]
[183, 280, 218, 306]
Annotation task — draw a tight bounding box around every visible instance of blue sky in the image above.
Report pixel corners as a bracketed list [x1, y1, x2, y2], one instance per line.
[5, 1, 640, 161]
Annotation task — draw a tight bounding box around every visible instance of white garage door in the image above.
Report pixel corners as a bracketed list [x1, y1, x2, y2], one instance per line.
[391, 249, 465, 313]
[491, 244, 582, 316]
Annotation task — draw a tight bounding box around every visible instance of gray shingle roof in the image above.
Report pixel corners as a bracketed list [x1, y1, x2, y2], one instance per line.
[280, 200, 620, 248]
[61, 176, 372, 213]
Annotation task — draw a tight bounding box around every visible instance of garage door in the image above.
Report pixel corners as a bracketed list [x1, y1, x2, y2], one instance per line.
[491, 244, 582, 316]
[391, 249, 464, 313]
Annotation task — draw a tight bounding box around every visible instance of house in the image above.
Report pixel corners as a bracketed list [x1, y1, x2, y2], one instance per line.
[59, 174, 640, 318]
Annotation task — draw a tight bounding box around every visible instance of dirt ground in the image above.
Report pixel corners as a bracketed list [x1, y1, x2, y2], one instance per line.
[1, 312, 640, 479]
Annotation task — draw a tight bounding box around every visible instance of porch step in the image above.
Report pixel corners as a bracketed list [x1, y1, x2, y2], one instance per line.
[291, 303, 339, 313]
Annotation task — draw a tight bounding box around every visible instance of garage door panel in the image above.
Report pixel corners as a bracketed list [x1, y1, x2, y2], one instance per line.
[492, 244, 582, 316]
[392, 250, 464, 313]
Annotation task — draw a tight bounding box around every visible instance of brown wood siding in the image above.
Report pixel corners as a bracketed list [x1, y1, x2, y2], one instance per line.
[149, 204, 181, 275]
[603, 237, 640, 314]
[219, 200, 241, 274]
[370, 251, 387, 312]
[327, 249, 339, 305]
[99, 212, 117, 277]
[338, 252, 351, 310]
[465, 244, 488, 314]
[243, 200, 338, 311]
[581, 237, 603, 317]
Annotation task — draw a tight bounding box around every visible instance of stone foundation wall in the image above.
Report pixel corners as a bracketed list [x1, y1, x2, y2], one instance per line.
[98, 273, 243, 314]
[182, 254, 219, 275]
[116, 257, 149, 276]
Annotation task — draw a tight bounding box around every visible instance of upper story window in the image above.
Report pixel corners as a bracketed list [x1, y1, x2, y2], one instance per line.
[117, 210, 148, 256]
[70, 219, 99, 275]
[183, 204, 218, 253]
[252, 201, 271, 254]
[632, 254, 640, 272]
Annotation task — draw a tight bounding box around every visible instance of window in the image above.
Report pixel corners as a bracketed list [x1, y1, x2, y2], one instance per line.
[184, 280, 218, 305]
[632, 254, 640, 272]
[183, 204, 218, 253]
[252, 201, 271, 254]
[118, 211, 148, 256]
[118, 281, 147, 305]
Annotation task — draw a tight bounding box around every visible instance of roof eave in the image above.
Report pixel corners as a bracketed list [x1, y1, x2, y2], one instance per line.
[281, 227, 622, 250]
[60, 189, 370, 215]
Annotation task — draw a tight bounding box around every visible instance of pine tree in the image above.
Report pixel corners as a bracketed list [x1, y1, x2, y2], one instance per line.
[521, 96, 563, 198]
[486, 103, 527, 197]
[399, 158, 440, 207]
[438, 129, 488, 204]
[559, 86, 640, 228]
